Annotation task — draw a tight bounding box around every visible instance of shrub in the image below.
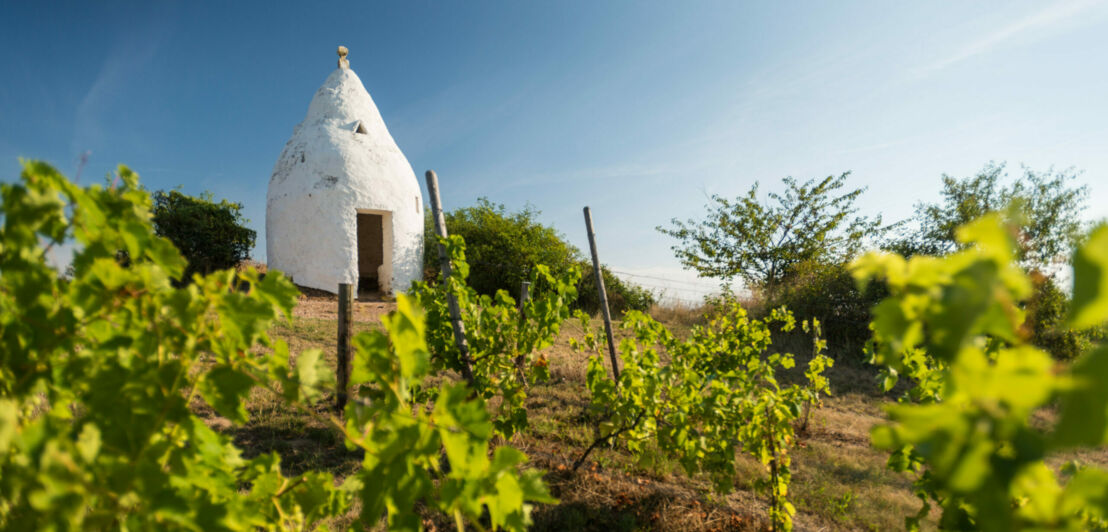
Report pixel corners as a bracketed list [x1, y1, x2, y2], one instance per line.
[1023, 272, 1105, 360]
[151, 189, 256, 282]
[767, 259, 886, 354]
[423, 198, 577, 299]
[424, 198, 654, 315]
[574, 261, 655, 315]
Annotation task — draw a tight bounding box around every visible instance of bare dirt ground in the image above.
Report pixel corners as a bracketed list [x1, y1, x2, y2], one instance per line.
[291, 289, 396, 322]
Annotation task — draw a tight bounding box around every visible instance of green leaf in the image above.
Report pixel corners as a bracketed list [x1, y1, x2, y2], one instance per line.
[198, 365, 255, 424]
[489, 472, 525, 530]
[76, 423, 102, 463]
[0, 400, 17, 455]
[1053, 346, 1108, 448]
[296, 348, 332, 403]
[1071, 225, 1108, 329]
[387, 294, 429, 380]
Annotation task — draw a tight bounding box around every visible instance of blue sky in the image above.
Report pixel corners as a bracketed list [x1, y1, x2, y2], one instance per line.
[3, 1, 1107, 302]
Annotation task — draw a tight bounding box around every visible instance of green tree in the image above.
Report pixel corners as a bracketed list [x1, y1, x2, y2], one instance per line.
[890, 162, 1089, 270]
[658, 173, 888, 295]
[151, 189, 256, 281]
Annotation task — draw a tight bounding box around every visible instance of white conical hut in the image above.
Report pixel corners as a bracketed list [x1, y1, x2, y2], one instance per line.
[267, 47, 423, 297]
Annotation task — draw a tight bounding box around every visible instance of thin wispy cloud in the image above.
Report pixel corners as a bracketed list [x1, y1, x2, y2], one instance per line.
[499, 162, 676, 191]
[71, 44, 160, 157]
[70, 9, 173, 158]
[914, 0, 1104, 78]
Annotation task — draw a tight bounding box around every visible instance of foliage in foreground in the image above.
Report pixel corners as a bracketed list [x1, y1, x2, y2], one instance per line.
[572, 297, 833, 531]
[0, 161, 549, 531]
[855, 214, 1108, 530]
[151, 188, 256, 282]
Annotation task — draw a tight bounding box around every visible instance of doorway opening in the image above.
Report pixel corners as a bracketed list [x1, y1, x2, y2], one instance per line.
[356, 212, 385, 294]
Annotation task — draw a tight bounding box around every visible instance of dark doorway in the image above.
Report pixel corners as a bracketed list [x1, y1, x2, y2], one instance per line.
[356, 213, 384, 293]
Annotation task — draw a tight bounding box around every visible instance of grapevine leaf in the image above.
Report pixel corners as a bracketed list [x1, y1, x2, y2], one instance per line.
[388, 294, 429, 380]
[76, 423, 102, 463]
[1053, 345, 1108, 448]
[1060, 467, 1108, 523]
[198, 365, 255, 424]
[295, 348, 331, 404]
[1071, 225, 1108, 329]
[267, 340, 298, 402]
[252, 267, 300, 320]
[0, 400, 15, 456]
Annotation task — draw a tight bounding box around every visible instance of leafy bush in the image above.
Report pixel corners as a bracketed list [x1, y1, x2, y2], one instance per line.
[424, 198, 653, 315]
[423, 198, 576, 297]
[0, 161, 550, 531]
[1024, 272, 1104, 360]
[574, 261, 656, 315]
[151, 189, 256, 282]
[767, 259, 887, 354]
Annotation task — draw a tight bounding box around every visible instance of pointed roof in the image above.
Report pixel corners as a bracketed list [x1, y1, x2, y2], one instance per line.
[301, 47, 393, 145]
[266, 46, 424, 296]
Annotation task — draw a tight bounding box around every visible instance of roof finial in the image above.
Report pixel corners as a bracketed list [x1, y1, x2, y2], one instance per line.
[337, 46, 349, 69]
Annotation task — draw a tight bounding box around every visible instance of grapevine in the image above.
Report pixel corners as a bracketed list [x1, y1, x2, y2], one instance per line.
[854, 213, 1108, 530]
[409, 235, 580, 439]
[573, 296, 833, 531]
[0, 161, 551, 531]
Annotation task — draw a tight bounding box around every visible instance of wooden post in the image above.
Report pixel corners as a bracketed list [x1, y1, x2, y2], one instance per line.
[513, 280, 532, 373]
[518, 280, 531, 313]
[583, 207, 620, 383]
[425, 170, 476, 384]
[336, 283, 353, 413]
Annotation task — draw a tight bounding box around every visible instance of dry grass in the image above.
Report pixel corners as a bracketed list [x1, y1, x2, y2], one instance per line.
[648, 300, 710, 330]
[190, 290, 1105, 531]
[235, 259, 268, 275]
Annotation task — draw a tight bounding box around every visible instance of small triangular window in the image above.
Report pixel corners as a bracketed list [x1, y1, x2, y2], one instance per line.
[354, 121, 367, 134]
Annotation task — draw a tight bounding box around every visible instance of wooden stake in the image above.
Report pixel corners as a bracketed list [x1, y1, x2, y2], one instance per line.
[514, 280, 532, 373]
[425, 170, 475, 384]
[583, 206, 620, 383]
[336, 283, 353, 413]
[518, 280, 531, 313]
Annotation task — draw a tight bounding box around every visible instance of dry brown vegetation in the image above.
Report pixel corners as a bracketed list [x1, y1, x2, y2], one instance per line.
[191, 293, 1104, 531]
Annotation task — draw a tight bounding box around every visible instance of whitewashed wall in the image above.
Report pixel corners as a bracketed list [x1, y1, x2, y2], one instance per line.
[267, 68, 424, 296]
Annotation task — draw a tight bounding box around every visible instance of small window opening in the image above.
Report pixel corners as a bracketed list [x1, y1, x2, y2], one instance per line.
[300, 153, 305, 163]
[354, 121, 367, 134]
[415, 196, 420, 213]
